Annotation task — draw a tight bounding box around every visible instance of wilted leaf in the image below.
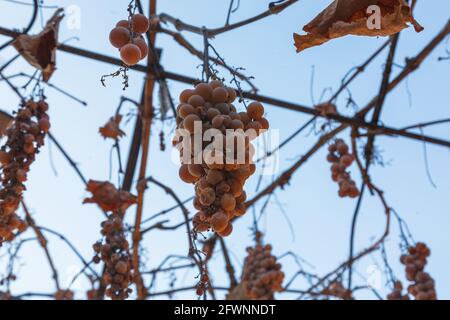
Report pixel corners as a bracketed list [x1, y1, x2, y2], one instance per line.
[83, 180, 137, 213]
[294, 0, 423, 52]
[0, 110, 13, 137]
[315, 102, 338, 116]
[12, 8, 64, 82]
[99, 114, 125, 140]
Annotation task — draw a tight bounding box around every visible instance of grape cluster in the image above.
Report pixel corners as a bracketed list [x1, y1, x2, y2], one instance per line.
[387, 281, 409, 300]
[0, 292, 11, 300]
[321, 281, 352, 300]
[174, 80, 269, 237]
[93, 213, 133, 300]
[241, 243, 284, 300]
[86, 289, 98, 300]
[84, 180, 136, 300]
[327, 139, 359, 198]
[54, 289, 74, 300]
[109, 14, 150, 66]
[0, 99, 50, 243]
[400, 242, 437, 300]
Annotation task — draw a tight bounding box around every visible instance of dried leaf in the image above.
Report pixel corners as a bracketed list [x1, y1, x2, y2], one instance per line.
[315, 102, 338, 116]
[99, 114, 125, 140]
[0, 110, 13, 137]
[294, 0, 423, 52]
[83, 180, 137, 213]
[12, 9, 64, 81]
[158, 81, 171, 120]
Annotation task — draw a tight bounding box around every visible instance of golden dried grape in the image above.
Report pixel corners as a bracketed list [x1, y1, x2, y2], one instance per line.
[178, 104, 195, 118]
[247, 102, 265, 120]
[109, 27, 130, 48]
[210, 211, 228, 232]
[217, 223, 233, 237]
[183, 114, 201, 133]
[195, 83, 213, 101]
[226, 87, 237, 103]
[116, 20, 130, 29]
[179, 164, 197, 184]
[133, 37, 148, 60]
[131, 14, 150, 34]
[209, 80, 224, 89]
[180, 89, 195, 103]
[212, 87, 229, 104]
[188, 95, 206, 107]
[220, 193, 236, 212]
[120, 43, 142, 66]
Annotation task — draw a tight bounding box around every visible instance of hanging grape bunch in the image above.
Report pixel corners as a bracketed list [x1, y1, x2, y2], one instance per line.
[0, 99, 50, 243]
[54, 289, 74, 300]
[326, 139, 359, 198]
[84, 180, 137, 300]
[174, 80, 269, 237]
[321, 281, 353, 300]
[109, 13, 150, 66]
[400, 242, 437, 300]
[241, 236, 284, 300]
[387, 281, 409, 300]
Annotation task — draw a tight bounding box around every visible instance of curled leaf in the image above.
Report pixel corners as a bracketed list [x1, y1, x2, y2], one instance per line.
[99, 114, 125, 140]
[0, 110, 13, 137]
[12, 9, 64, 81]
[315, 102, 338, 117]
[294, 0, 423, 52]
[83, 180, 137, 213]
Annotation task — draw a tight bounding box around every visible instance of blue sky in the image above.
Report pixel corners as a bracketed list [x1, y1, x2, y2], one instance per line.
[0, 0, 449, 299]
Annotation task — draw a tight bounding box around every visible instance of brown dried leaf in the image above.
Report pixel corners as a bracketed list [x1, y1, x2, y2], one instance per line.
[12, 9, 64, 82]
[0, 110, 13, 137]
[99, 114, 125, 140]
[294, 0, 423, 52]
[315, 102, 338, 117]
[83, 180, 137, 213]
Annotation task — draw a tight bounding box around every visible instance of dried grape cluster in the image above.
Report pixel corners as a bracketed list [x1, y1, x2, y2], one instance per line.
[0, 99, 50, 243]
[109, 14, 150, 66]
[241, 243, 284, 300]
[387, 281, 409, 300]
[174, 80, 269, 237]
[327, 139, 359, 198]
[54, 289, 74, 300]
[400, 242, 437, 300]
[84, 180, 137, 300]
[321, 281, 352, 300]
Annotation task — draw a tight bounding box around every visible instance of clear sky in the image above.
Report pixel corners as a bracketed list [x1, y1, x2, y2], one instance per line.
[0, 0, 449, 300]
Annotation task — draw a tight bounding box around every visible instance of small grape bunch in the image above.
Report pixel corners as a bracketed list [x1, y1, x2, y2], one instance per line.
[174, 80, 269, 237]
[84, 180, 137, 300]
[93, 213, 133, 300]
[0, 99, 50, 243]
[326, 139, 359, 198]
[321, 281, 353, 300]
[400, 242, 437, 300]
[387, 281, 409, 300]
[54, 289, 74, 300]
[109, 14, 150, 66]
[241, 242, 284, 300]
